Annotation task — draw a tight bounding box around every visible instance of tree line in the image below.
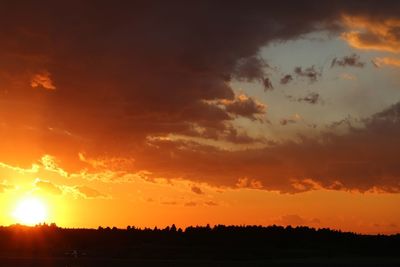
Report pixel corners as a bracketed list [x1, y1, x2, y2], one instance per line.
[0, 223, 399, 260]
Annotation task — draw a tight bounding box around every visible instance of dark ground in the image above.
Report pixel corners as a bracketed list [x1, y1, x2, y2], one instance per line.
[1, 224, 399, 266]
[1, 257, 400, 267]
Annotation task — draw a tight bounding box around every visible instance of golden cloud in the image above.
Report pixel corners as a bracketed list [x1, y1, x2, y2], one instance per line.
[341, 15, 400, 53]
[30, 71, 56, 90]
[373, 57, 400, 67]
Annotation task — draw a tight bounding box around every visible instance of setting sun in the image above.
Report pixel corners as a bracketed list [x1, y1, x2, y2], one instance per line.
[12, 197, 48, 226]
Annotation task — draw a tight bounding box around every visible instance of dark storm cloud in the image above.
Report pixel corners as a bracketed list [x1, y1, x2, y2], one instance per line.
[222, 95, 266, 121]
[131, 102, 400, 193]
[224, 127, 266, 144]
[0, 0, 347, 164]
[331, 54, 365, 68]
[233, 56, 268, 82]
[216, 44, 273, 90]
[1, 1, 400, 192]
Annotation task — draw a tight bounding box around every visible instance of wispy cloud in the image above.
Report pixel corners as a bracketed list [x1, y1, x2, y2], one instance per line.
[331, 54, 365, 68]
[373, 57, 400, 68]
[294, 66, 321, 83]
[30, 71, 56, 90]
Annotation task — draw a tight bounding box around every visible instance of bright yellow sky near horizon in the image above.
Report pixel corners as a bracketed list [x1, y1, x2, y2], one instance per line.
[1, 156, 400, 234]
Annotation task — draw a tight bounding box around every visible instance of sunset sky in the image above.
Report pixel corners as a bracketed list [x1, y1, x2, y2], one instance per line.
[1, 1, 400, 234]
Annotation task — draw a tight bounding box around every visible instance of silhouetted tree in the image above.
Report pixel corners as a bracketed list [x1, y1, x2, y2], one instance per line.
[0, 224, 398, 261]
[170, 224, 177, 232]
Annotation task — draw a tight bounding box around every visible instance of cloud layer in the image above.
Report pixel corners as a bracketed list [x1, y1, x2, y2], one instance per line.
[1, 1, 400, 194]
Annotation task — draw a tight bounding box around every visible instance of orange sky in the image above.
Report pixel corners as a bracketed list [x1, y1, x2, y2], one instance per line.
[1, 1, 400, 234]
[1, 156, 400, 234]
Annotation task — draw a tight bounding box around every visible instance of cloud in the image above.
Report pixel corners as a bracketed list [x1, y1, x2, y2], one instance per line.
[34, 178, 62, 195]
[299, 92, 320, 104]
[262, 78, 274, 91]
[185, 200, 219, 207]
[74, 185, 107, 199]
[236, 177, 263, 189]
[0, 161, 39, 174]
[280, 114, 302, 126]
[204, 201, 218, 206]
[327, 116, 356, 130]
[331, 54, 365, 68]
[40, 155, 69, 177]
[184, 201, 197, 207]
[33, 178, 107, 199]
[147, 196, 219, 207]
[371, 59, 380, 68]
[4, 100, 400, 195]
[341, 15, 400, 53]
[161, 201, 177, 206]
[131, 101, 400, 193]
[0, 0, 352, 165]
[2, 1, 400, 194]
[373, 57, 400, 67]
[159, 200, 217, 207]
[287, 92, 321, 105]
[220, 94, 266, 121]
[340, 73, 357, 80]
[78, 153, 136, 171]
[294, 66, 321, 83]
[30, 71, 56, 90]
[280, 74, 293, 85]
[281, 65, 321, 84]
[191, 185, 204, 195]
[233, 56, 268, 83]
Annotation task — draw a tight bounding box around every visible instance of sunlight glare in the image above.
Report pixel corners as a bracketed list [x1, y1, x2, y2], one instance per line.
[12, 197, 48, 226]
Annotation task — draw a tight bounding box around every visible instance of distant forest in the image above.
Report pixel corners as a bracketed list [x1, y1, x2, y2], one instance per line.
[1, 224, 399, 261]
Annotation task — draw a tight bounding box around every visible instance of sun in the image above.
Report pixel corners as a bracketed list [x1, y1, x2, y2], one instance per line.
[12, 197, 48, 226]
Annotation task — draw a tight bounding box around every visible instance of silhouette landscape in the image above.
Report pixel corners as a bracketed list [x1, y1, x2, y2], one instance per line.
[1, 224, 400, 266]
[1, 0, 400, 266]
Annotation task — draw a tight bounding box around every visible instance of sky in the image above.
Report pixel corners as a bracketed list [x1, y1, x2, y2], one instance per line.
[1, 1, 400, 234]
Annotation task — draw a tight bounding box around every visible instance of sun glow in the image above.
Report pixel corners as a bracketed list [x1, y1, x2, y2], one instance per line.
[12, 197, 48, 226]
